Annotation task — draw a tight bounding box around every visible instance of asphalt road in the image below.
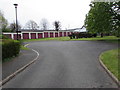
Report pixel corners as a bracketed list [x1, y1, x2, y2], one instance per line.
[3, 41, 118, 88]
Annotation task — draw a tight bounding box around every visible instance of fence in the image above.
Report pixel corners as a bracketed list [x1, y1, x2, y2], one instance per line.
[3, 31, 72, 40]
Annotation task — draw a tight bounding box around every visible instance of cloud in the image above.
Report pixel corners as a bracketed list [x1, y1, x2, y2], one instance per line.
[0, 0, 91, 29]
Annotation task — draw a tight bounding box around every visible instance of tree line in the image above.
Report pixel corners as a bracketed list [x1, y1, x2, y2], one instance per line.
[0, 11, 61, 32]
[84, 1, 120, 37]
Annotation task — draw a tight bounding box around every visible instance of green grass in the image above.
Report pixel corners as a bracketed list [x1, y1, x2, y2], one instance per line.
[21, 45, 29, 50]
[21, 37, 70, 42]
[100, 48, 120, 80]
[21, 36, 119, 43]
[72, 36, 119, 40]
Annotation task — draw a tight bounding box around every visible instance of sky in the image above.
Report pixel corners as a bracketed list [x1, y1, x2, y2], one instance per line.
[0, 0, 91, 30]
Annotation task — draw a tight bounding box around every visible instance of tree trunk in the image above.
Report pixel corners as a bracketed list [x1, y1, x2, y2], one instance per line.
[101, 33, 103, 37]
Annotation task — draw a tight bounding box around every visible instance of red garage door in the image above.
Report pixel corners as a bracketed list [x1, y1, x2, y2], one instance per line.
[59, 32, 62, 37]
[55, 32, 58, 37]
[31, 33, 36, 39]
[64, 32, 66, 36]
[67, 32, 70, 36]
[23, 33, 29, 39]
[38, 33, 43, 38]
[50, 32, 54, 37]
[44, 32, 48, 38]
[14, 34, 21, 40]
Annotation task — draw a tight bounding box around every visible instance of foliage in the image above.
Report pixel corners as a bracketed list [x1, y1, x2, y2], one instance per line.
[40, 18, 49, 30]
[2, 35, 9, 39]
[0, 35, 2, 39]
[0, 10, 22, 32]
[111, 2, 120, 37]
[1, 27, 11, 32]
[85, 1, 120, 37]
[24, 20, 38, 30]
[0, 10, 8, 32]
[9, 22, 21, 32]
[53, 21, 61, 31]
[68, 32, 97, 39]
[2, 39, 21, 62]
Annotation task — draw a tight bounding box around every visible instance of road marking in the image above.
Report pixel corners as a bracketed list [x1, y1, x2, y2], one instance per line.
[24, 44, 29, 47]
[1, 44, 40, 87]
[32, 49, 39, 60]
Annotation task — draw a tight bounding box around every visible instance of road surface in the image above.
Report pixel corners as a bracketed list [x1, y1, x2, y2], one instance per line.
[3, 41, 118, 88]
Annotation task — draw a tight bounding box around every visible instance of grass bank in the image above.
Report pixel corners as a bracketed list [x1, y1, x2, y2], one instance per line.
[100, 49, 119, 80]
[21, 45, 29, 50]
[21, 36, 119, 43]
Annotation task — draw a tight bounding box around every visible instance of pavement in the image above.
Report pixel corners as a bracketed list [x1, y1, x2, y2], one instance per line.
[2, 49, 37, 80]
[2, 41, 119, 88]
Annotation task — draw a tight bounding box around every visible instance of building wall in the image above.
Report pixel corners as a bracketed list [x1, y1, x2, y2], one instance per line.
[3, 31, 71, 40]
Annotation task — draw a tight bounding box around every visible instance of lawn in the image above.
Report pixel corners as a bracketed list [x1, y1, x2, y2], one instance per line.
[21, 45, 29, 50]
[21, 36, 119, 43]
[100, 48, 119, 80]
[21, 37, 70, 42]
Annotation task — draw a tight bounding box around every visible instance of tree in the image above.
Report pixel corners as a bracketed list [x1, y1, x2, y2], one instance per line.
[85, 2, 114, 37]
[0, 10, 9, 32]
[53, 21, 61, 31]
[111, 1, 120, 37]
[25, 20, 38, 30]
[9, 22, 21, 32]
[40, 18, 49, 30]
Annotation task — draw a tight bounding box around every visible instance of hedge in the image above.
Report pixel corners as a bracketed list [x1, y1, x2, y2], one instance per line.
[68, 32, 97, 39]
[2, 39, 21, 62]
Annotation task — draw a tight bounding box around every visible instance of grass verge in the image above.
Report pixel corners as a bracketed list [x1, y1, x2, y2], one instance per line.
[100, 48, 120, 80]
[21, 36, 119, 43]
[21, 45, 29, 50]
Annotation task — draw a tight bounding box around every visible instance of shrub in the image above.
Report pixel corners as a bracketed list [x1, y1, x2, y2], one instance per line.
[0, 35, 2, 39]
[2, 39, 21, 62]
[2, 35, 9, 39]
[68, 32, 97, 39]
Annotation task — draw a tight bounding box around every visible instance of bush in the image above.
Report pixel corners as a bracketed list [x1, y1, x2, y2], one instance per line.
[2, 39, 21, 62]
[0, 35, 2, 39]
[2, 27, 11, 32]
[2, 35, 9, 39]
[68, 32, 97, 39]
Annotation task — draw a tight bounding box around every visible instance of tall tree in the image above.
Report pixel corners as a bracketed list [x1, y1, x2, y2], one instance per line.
[0, 10, 8, 32]
[25, 20, 38, 30]
[85, 2, 114, 37]
[40, 18, 49, 30]
[112, 1, 120, 37]
[53, 21, 61, 31]
[9, 22, 21, 32]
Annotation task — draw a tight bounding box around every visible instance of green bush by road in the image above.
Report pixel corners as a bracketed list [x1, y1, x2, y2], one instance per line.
[2, 39, 21, 62]
[100, 49, 119, 80]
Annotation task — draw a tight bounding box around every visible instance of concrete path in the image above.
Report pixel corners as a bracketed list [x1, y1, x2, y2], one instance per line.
[2, 49, 37, 79]
[3, 41, 118, 88]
